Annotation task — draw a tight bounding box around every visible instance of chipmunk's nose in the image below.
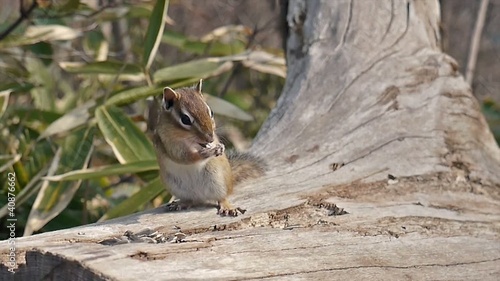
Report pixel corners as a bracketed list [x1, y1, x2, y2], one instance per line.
[204, 133, 214, 144]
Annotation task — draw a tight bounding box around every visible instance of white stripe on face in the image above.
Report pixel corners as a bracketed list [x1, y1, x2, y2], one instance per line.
[205, 103, 213, 119]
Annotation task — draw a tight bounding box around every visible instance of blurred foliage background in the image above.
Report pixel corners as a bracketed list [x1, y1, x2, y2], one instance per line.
[0, 0, 284, 238]
[0, 0, 498, 238]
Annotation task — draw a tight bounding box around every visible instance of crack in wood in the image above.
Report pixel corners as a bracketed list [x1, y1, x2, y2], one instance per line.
[328, 49, 401, 112]
[387, 0, 411, 49]
[337, 0, 353, 51]
[238, 257, 500, 280]
[346, 135, 435, 165]
[380, 0, 395, 42]
[448, 111, 481, 122]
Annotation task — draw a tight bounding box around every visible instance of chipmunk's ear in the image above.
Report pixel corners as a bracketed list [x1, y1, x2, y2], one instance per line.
[162, 87, 179, 111]
[195, 79, 203, 94]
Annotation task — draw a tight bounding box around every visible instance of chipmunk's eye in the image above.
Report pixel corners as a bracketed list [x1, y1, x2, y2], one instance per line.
[210, 110, 214, 118]
[180, 114, 192, 126]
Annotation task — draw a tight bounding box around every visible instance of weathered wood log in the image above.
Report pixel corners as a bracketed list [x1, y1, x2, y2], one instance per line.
[2, 0, 499, 280]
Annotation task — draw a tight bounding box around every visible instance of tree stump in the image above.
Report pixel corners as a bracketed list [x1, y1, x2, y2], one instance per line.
[1, 0, 499, 280]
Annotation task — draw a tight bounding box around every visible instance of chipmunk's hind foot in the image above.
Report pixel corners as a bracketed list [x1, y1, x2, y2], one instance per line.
[217, 199, 246, 217]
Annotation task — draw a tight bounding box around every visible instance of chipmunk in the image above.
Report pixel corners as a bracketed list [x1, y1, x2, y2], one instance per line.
[148, 80, 265, 216]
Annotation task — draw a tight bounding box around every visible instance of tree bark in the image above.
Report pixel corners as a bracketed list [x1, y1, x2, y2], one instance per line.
[1, 0, 499, 280]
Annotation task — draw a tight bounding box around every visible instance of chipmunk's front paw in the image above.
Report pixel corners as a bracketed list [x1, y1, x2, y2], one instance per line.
[199, 143, 225, 158]
[214, 143, 224, 157]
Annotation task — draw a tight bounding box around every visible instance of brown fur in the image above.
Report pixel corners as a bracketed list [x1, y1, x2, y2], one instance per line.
[174, 87, 214, 141]
[148, 81, 266, 216]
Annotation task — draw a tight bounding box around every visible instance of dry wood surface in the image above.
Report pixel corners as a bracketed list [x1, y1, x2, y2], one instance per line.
[1, 0, 499, 280]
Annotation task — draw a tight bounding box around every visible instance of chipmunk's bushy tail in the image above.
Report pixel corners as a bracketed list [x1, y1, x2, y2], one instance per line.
[227, 151, 266, 186]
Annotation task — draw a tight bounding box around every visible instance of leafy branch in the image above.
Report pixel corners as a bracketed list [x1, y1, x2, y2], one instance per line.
[0, 0, 38, 41]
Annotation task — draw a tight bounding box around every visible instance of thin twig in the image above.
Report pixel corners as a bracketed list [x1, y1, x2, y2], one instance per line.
[36, 3, 115, 19]
[465, 0, 489, 85]
[0, 0, 38, 41]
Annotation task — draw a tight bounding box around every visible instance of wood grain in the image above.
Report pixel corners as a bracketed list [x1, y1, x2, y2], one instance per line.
[1, 0, 499, 280]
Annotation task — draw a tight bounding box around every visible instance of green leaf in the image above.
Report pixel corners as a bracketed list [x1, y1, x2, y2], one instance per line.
[58, 0, 80, 13]
[0, 35, 32, 49]
[83, 30, 107, 60]
[24, 126, 95, 235]
[12, 108, 62, 126]
[167, 77, 207, 89]
[29, 42, 53, 66]
[0, 167, 46, 219]
[0, 25, 80, 49]
[162, 30, 246, 56]
[143, 0, 169, 70]
[12, 129, 55, 187]
[205, 94, 253, 121]
[0, 154, 21, 174]
[0, 89, 11, 118]
[239, 50, 286, 78]
[0, 82, 34, 93]
[162, 30, 186, 49]
[95, 7, 129, 21]
[59, 61, 143, 75]
[27, 58, 57, 111]
[154, 57, 233, 83]
[99, 177, 165, 221]
[94, 5, 151, 21]
[153, 51, 285, 84]
[44, 160, 158, 181]
[105, 86, 162, 107]
[95, 105, 155, 163]
[127, 5, 153, 18]
[38, 100, 95, 140]
[25, 24, 81, 41]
